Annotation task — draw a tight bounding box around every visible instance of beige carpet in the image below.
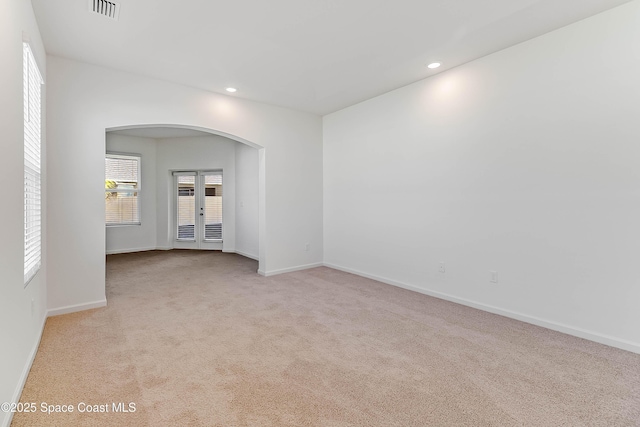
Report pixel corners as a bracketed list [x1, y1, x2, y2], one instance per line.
[13, 250, 640, 426]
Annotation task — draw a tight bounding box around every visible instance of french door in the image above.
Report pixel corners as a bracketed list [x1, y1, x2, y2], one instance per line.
[173, 170, 223, 250]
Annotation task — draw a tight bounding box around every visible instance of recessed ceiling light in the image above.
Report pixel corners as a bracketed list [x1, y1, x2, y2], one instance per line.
[427, 62, 441, 69]
[226, 87, 237, 93]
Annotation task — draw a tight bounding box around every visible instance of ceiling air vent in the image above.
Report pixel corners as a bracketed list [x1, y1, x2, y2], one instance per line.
[89, 0, 120, 21]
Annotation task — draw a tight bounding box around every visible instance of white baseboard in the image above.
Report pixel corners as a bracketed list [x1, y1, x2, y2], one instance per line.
[2, 314, 47, 427]
[260, 262, 323, 277]
[106, 246, 157, 255]
[234, 250, 259, 261]
[107, 247, 255, 256]
[324, 262, 640, 355]
[47, 299, 107, 317]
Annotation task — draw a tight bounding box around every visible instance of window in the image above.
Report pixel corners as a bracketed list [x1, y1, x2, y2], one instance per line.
[24, 43, 43, 285]
[105, 154, 141, 225]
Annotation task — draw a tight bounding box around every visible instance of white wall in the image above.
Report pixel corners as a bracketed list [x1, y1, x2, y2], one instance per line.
[46, 56, 323, 313]
[235, 143, 260, 259]
[106, 134, 158, 254]
[323, 1, 640, 353]
[0, 0, 48, 425]
[155, 135, 237, 251]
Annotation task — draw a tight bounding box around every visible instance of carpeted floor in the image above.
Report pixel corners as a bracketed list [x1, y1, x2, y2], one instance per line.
[13, 250, 640, 426]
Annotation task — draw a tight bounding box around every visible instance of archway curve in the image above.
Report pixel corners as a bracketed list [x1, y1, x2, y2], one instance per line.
[105, 123, 266, 273]
[106, 123, 264, 150]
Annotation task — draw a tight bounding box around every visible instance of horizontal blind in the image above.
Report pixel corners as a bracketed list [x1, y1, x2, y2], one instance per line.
[24, 43, 43, 285]
[106, 156, 138, 182]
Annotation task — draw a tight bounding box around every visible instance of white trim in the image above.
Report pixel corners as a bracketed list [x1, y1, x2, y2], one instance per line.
[234, 250, 259, 261]
[323, 262, 640, 355]
[106, 124, 264, 150]
[106, 151, 143, 159]
[2, 315, 47, 427]
[260, 262, 323, 277]
[106, 246, 250, 255]
[47, 299, 107, 317]
[106, 246, 157, 255]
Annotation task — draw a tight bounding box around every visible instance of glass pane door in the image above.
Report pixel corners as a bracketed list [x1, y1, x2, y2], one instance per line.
[173, 171, 223, 250]
[203, 173, 223, 241]
[177, 175, 196, 241]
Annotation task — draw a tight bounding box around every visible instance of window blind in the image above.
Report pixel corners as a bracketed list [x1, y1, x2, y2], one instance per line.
[24, 43, 43, 285]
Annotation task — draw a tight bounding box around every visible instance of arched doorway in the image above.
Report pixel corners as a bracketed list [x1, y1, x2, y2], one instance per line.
[104, 124, 265, 273]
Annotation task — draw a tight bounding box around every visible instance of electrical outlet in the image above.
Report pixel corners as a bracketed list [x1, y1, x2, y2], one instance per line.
[490, 271, 498, 284]
[305, 243, 310, 252]
[439, 262, 446, 273]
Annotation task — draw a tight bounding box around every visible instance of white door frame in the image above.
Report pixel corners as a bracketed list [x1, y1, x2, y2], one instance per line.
[173, 170, 223, 250]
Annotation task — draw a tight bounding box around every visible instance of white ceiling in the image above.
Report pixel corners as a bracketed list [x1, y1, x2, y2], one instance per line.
[32, 0, 631, 115]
